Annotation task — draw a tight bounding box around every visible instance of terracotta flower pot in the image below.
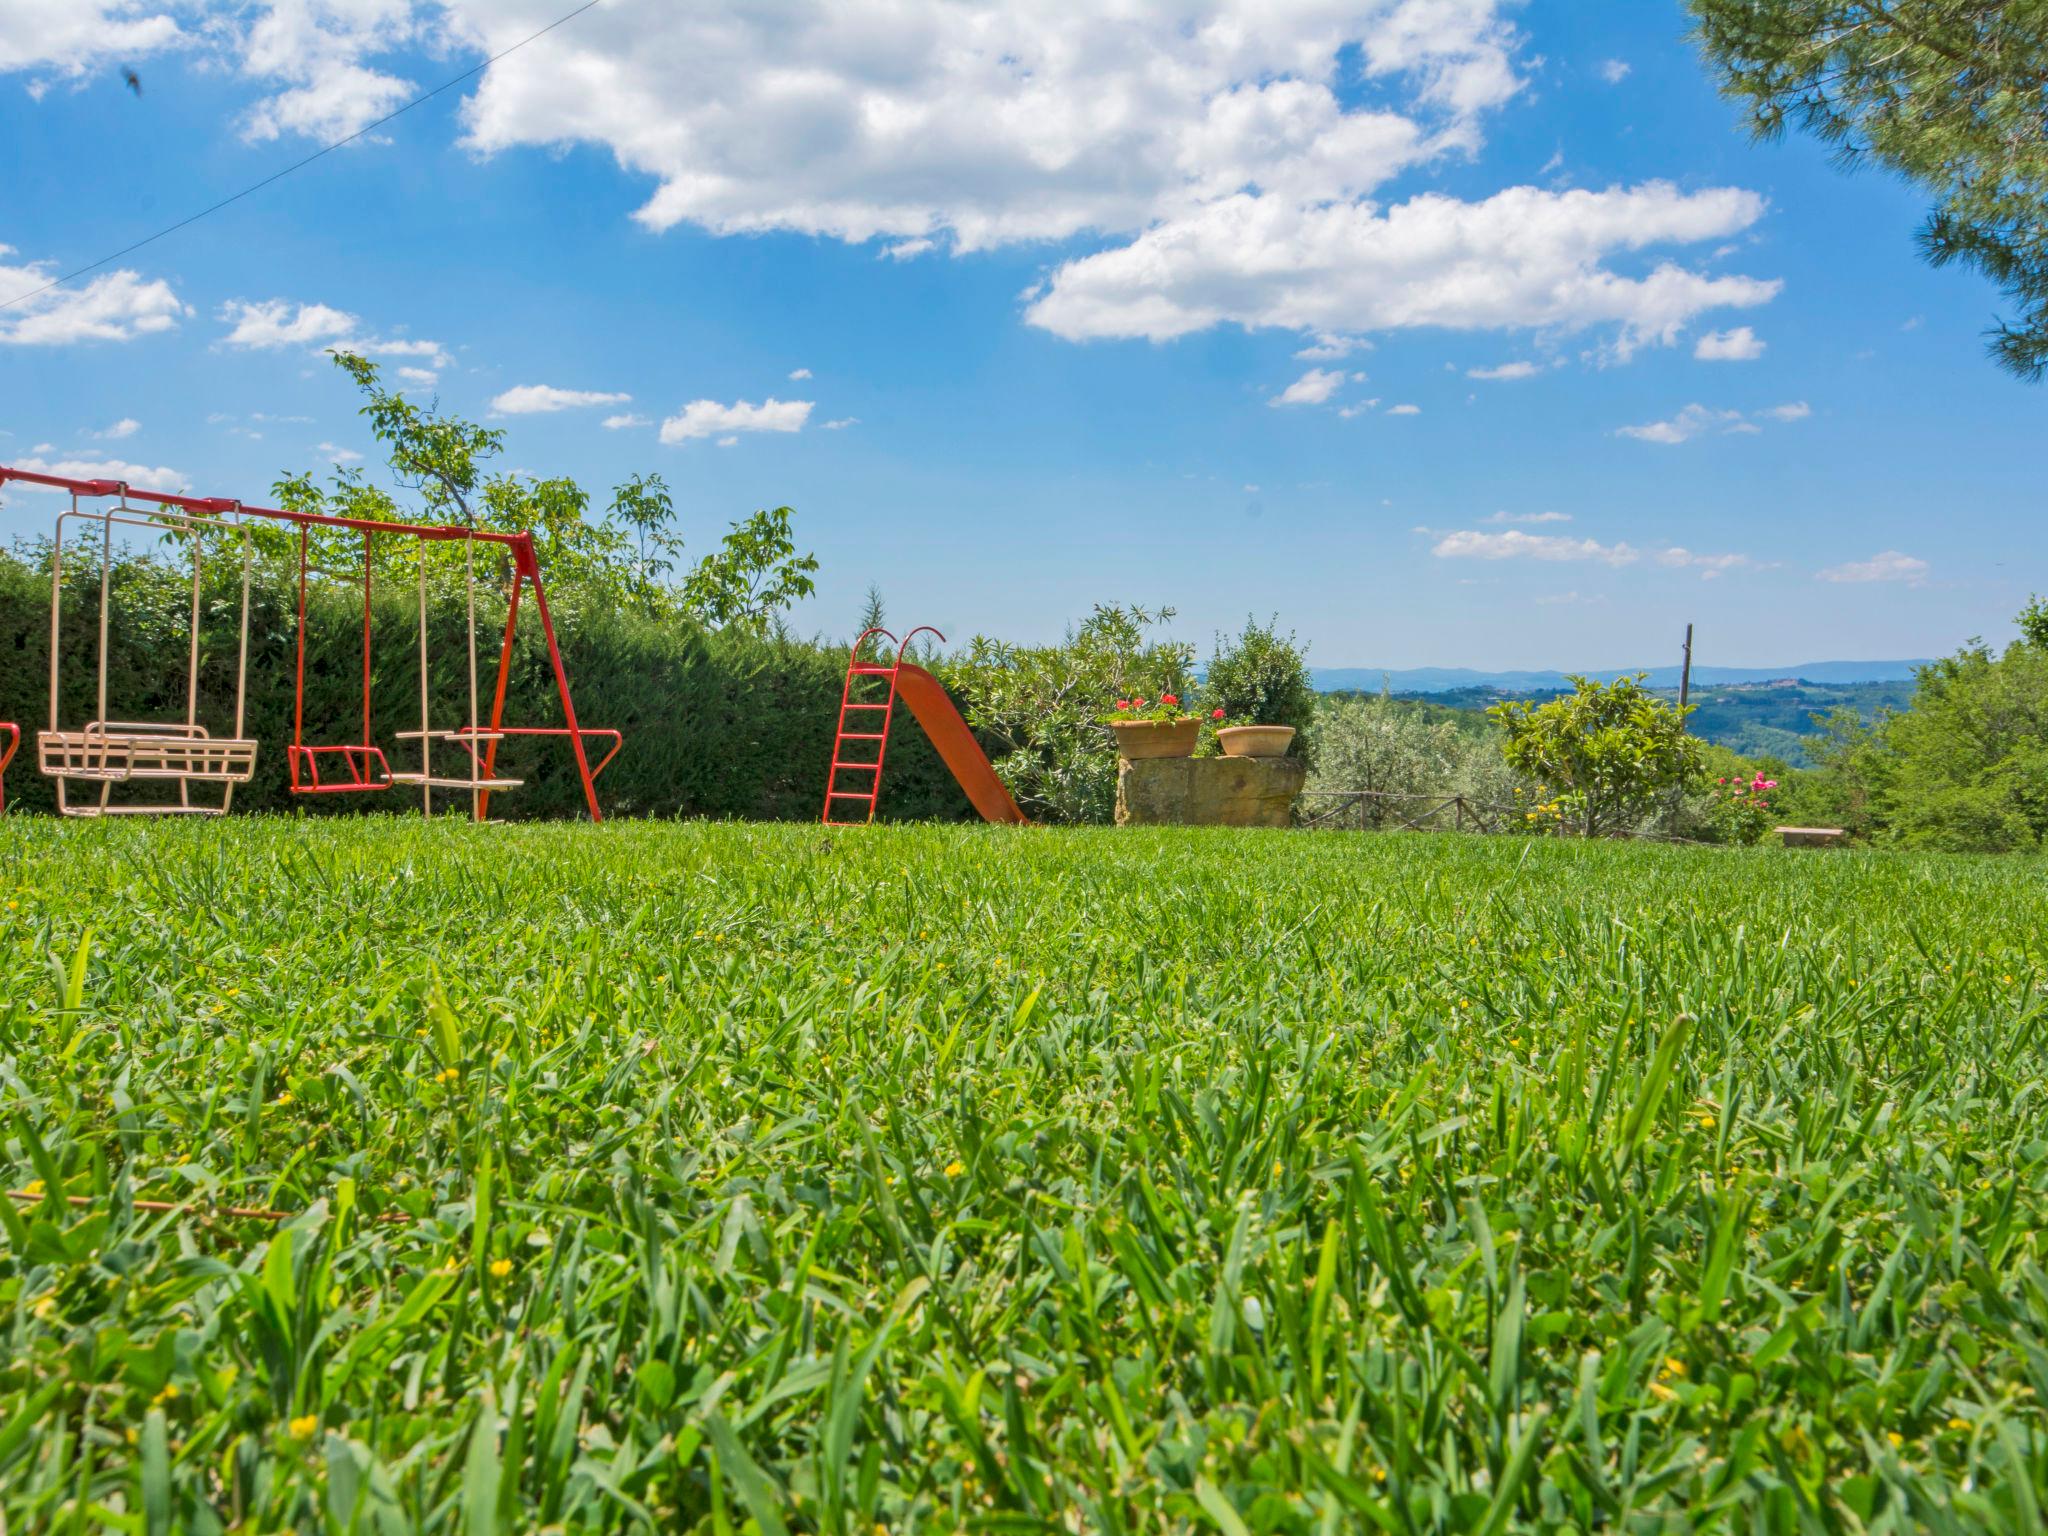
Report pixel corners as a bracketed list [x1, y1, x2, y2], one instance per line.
[1110, 718, 1200, 760]
[1217, 725, 1296, 758]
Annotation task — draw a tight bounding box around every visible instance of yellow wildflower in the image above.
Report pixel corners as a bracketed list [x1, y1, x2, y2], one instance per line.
[289, 1414, 320, 1438]
[489, 1258, 513, 1279]
[944, 1160, 965, 1178]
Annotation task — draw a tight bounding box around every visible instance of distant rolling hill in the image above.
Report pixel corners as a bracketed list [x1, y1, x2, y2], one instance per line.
[1311, 660, 1930, 694]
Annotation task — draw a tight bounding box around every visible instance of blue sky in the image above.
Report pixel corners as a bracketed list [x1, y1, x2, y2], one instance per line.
[2, 0, 2039, 670]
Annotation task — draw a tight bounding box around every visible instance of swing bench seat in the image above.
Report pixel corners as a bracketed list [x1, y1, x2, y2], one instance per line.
[39, 722, 260, 785]
[387, 729, 522, 790]
[387, 772, 524, 790]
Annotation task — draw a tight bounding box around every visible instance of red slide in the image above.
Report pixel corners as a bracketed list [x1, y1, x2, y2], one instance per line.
[892, 663, 1028, 823]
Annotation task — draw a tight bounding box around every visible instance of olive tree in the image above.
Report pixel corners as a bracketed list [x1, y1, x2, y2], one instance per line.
[1489, 675, 1703, 838]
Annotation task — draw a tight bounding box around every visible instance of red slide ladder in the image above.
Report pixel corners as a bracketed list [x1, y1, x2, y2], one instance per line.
[824, 627, 920, 825]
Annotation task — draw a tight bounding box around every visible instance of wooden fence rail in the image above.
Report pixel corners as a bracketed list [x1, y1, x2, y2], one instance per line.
[1297, 788, 1521, 834]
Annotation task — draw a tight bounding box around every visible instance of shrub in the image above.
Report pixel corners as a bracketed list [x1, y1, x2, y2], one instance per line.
[1204, 615, 1314, 756]
[1490, 674, 1703, 839]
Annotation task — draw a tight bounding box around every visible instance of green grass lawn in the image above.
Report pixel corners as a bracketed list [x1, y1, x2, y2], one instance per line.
[3, 819, 2046, 1533]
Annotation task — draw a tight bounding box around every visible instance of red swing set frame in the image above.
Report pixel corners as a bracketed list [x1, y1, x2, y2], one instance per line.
[0, 463, 614, 823]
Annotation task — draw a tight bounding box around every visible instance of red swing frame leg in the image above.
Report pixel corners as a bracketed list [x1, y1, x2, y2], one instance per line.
[478, 535, 602, 825]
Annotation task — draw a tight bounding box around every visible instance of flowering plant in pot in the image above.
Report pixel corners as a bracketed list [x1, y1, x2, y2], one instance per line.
[1101, 693, 1204, 759]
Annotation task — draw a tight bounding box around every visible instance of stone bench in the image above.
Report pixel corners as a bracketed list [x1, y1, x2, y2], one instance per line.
[1117, 755, 1307, 828]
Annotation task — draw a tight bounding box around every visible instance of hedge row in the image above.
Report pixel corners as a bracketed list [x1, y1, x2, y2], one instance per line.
[0, 548, 975, 823]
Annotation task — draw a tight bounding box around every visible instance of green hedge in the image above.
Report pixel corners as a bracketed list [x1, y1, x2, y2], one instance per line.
[0, 546, 975, 823]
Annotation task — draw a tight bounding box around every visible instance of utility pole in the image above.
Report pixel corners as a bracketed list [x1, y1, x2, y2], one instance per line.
[1678, 623, 1695, 726]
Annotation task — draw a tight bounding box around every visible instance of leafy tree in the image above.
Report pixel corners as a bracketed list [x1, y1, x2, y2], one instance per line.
[1489, 674, 1703, 838]
[610, 473, 683, 601]
[1204, 615, 1315, 753]
[1873, 631, 2048, 849]
[678, 507, 820, 635]
[1687, 0, 2048, 380]
[2020, 592, 2048, 648]
[285, 354, 819, 632]
[1306, 687, 1526, 826]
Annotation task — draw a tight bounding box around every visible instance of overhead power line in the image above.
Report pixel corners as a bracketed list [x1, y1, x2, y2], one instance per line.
[0, 0, 606, 313]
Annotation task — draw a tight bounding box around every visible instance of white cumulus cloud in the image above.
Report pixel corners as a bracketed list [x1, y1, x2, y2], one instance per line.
[0, 3, 186, 83]
[1468, 360, 1539, 380]
[0, 246, 186, 346]
[238, 0, 423, 143]
[5, 454, 189, 491]
[491, 384, 633, 414]
[424, 1, 1778, 356]
[1270, 367, 1345, 406]
[1694, 325, 1765, 361]
[216, 297, 448, 368]
[1481, 510, 1570, 524]
[90, 418, 141, 440]
[1617, 399, 1812, 442]
[67, 3, 1779, 361]
[1598, 59, 1631, 84]
[218, 297, 359, 349]
[1433, 527, 1753, 575]
[602, 412, 652, 430]
[1387, 403, 1421, 415]
[788, 367, 812, 380]
[1026, 183, 1778, 348]
[659, 397, 813, 444]
[1432, 529, 1638, 565]
[1818, 551, 1928, 585]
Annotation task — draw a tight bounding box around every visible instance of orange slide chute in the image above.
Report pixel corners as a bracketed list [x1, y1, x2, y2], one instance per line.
[892, 662, 1028, 824]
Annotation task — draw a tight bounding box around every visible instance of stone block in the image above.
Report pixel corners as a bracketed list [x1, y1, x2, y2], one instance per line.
[1116, 754, 1307, 828]
[1776, 826, 1848, 848]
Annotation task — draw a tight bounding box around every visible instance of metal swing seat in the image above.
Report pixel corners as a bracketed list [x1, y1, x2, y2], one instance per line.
[288, 525, 393, 794]
[39, 491, 260, 817]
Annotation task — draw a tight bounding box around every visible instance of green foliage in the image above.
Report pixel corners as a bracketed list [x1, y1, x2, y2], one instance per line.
[0, 542, 973, 824]
[4, 819, 2048, 1529]
[953, 603, 1193, 824]
[677, 507, 820, 635]
[1687, 0, 2048, 380]
[2019, 593, 2048, 650]
[609, 473, 684, 600]
[306, 353, 818, 630]
[1874, 636, 2048, 851]
[1490, 674, 1704, 838]
[1306, 688, 1523, 825]
[1203, 616, 1315, 753]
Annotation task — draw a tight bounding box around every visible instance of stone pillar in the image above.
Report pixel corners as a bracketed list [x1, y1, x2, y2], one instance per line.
[1116, 755, 1307, 828]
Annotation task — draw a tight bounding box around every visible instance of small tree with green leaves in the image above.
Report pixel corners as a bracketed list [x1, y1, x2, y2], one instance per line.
[1687, 0, 2048, 381]
[678, 508, 820, 635]
[1205, 614, 1315, 753]
[1490, 674, 1703, 838]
